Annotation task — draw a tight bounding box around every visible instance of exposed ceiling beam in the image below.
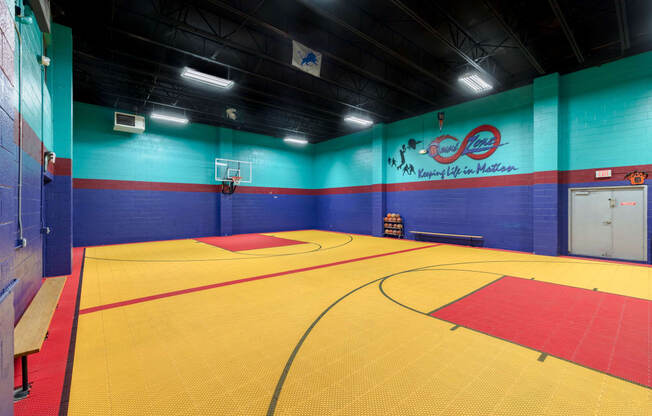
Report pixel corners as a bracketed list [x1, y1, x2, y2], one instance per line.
[76, 81, 332, 141]
[548, 0, 584, 63]
[75, 51, 348, 128]
[294, 0, 459, 93]
[483, 0, 545, 74]
[614, 0, 630, 54]
[117, 6, 411, 116]
[388, 0, 501, 86]
[94, 48, 354, 122]
[109, 28, 391, 121]
[202, 0, 439, 107]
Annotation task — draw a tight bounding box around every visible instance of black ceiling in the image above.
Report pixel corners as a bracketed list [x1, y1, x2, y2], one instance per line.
[51, 0, 652, 142]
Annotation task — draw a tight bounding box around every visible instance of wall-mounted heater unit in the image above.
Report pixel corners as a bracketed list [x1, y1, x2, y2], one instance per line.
[113, 112, 146, 134]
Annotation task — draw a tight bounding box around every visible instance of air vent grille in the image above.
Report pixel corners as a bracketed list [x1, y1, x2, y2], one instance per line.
[116, 113, 136, 126]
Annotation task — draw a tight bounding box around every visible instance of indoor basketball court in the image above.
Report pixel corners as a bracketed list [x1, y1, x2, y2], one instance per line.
[2, 1, 651, 415]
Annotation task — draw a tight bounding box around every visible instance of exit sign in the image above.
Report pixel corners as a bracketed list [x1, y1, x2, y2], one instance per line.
[595, 169, 612, 179]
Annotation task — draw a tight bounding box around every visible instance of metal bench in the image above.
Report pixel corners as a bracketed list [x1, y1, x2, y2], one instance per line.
[410, 231, 484, 247]
[13, 277, 66, 401]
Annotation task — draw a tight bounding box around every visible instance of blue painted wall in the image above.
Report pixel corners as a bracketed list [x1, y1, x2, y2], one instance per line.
[313, 131, 374, 234]
[0, 0, 15, 410]
[72, 102, 315, 245]
[44, 23, 73, 276]
[71, 50, 652, 263]
[312, 51, 652, 260]
[0, 1, 72, 409]
[73, 189, 220, 246]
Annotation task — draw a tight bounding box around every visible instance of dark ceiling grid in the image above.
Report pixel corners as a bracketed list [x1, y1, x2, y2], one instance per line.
[614, 0, 631, 55]
[482, 0, 546, 74]
[75, 69, 340, 139]
[111, 3, 405, 120]
[547, 0, 584, 63]
[200, 0, 441, 108]
[75, 52, 346, 129]
[135, 2, 412, 118]
[386, 0, 509, 87]
[50, 0, 652, 142]
[293, 0, 461, 94]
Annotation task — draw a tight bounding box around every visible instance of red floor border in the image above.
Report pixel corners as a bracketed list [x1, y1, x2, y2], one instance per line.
[13, 247, 85, 416]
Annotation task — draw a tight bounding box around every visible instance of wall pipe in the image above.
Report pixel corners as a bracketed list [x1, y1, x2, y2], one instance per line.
[15, 17, 25, 248]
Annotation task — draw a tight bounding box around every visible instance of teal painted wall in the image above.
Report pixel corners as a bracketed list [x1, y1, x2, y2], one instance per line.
[73, 102, 313, 189]
[385, 86, 533, 183]
[559, 51, 652, 171]
[48, 23, 73, 159]
[231, 130, 312, 189]
[17, 4, 52, 150]
[312, 130, 373, 188]
[74, 102, 219, 185]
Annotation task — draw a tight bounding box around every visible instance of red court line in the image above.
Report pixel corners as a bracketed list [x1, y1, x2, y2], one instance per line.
[432, 276, 651, 388]
[79, 244, 440, 315]
[14, 247, 85, 416]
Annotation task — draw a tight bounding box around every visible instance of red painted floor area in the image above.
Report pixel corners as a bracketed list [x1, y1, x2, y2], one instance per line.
[14, 247, 85, 416]
[196, 234, 306, 251]
[431, 276, 651, 388]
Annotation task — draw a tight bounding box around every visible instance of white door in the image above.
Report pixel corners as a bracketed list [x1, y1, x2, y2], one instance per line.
[569, 186, 647, 262]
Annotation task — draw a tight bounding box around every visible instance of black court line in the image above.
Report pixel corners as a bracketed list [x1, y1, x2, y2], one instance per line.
[265, 264, 439, 416]
[58, 248, 86, 416]
[426, 275, 506, 316]
[379, 267, 651, 391]
[268, 259, 650, 415]
[86, 233, 354, 263]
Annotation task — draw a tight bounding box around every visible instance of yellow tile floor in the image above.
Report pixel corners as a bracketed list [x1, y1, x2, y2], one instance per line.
[66, 230, 651, 415]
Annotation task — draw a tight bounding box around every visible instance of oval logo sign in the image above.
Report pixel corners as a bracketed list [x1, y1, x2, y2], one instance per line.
[427, 125, 502, 164]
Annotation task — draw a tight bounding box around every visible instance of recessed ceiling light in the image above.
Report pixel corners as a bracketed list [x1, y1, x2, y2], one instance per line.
[181, 67, 234, 89]
[459, 73, 493, 93]
[283, 137, 309, 145]
[344, 115, 373, 126]
[151, 113, 189, 124]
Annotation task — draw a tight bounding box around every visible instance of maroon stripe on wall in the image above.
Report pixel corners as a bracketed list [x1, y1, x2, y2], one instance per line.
[14, 115, 44, 165]
[559, 164, 652, 184]
[385, 173, 534, 192]
[53, 158, 72, 176]
[71, 164, 652, 195]
[73, 178, 221, 193]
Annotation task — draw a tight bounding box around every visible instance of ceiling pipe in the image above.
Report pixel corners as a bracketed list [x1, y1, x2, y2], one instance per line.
[483, 0, 545, 74]
[388, 0, 501, 87]
[547, 0, 585, 63]
[293, 0, 460, 93]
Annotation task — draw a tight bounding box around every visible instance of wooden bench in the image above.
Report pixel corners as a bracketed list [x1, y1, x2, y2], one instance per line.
[410, 231, 484, 247]
[13, 277, 66, 400]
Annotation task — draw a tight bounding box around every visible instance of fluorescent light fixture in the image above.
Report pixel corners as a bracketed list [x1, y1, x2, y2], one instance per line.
[151, 112, 189, 124]
[181, 67, 234, 89]
[283, 137, 309, 145]
[459, 73, 493, 93]
[344, 115, 373, 127]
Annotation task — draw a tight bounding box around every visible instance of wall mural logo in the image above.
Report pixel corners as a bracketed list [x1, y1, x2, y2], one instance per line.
[389, 124, 517, 179]
[427, 125, 503, 164]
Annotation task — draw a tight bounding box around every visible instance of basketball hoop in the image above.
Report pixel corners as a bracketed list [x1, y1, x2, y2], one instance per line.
[221, 176, 241, 195]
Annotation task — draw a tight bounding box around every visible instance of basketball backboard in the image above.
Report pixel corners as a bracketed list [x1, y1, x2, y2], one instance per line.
[215, 158, 252, 183]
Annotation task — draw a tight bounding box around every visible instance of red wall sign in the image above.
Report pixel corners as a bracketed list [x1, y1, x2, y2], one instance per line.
[427, 125, 502, 164]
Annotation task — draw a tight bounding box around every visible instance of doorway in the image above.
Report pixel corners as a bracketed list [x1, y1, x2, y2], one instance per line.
[569, 186, 647, 262]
